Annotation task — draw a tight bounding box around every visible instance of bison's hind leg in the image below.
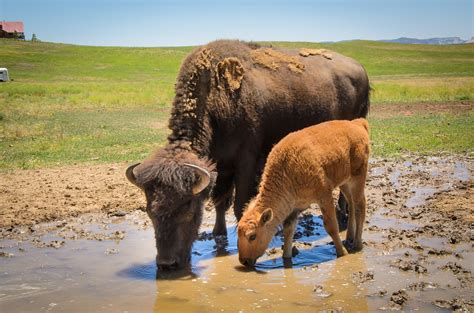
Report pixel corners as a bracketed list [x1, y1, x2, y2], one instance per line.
[336, 194, 349, 231]
[211, 169, 235, 237]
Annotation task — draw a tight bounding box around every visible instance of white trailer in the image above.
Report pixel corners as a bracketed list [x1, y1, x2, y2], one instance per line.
[0, 68, 10, 82]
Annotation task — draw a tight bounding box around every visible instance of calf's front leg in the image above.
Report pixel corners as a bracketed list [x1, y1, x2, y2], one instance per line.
[282, 211, 299, 258]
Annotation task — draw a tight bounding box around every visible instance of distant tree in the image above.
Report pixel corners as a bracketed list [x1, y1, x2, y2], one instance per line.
[31, 33, 39, 42]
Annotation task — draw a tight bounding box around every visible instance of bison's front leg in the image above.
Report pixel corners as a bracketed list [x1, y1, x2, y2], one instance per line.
[336, 193, 349, 231]
[233, 157, 259, 221]
[211, 169, 235, 237]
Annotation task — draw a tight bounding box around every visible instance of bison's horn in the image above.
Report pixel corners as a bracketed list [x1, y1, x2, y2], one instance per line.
[183, 163, 211, 195]
[126, 163, 141, 188]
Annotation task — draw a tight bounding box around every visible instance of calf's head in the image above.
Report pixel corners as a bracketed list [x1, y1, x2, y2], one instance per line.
[237, 200, 275, 267]
[126, 154, 214, 271]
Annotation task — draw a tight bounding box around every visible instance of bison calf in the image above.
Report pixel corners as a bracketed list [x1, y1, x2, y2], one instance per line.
[237, 118, 370, 267]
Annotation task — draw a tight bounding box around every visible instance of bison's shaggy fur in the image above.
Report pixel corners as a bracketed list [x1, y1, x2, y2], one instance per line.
[238, 119, 370, 267]
[127, 40, 370, 269]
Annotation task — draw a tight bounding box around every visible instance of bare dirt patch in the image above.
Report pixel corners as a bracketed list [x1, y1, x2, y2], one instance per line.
[370, 100, 473, 119]
[0, 164, 145, 228]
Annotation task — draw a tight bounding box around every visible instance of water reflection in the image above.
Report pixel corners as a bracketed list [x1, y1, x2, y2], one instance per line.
[118, 226, 238, 281]
[315, 253, 369, 311]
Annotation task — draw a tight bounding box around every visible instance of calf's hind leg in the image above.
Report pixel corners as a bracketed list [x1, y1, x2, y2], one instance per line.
[339, 184, 355, 250]
[348, 175, 367, 252]
[319, 194, 348, 257]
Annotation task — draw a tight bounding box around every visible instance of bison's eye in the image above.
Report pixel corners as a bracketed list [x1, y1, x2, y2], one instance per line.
[249, 234, 257, 241]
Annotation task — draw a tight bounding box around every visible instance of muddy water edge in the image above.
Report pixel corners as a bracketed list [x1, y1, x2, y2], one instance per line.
[0, 155, 473, 312]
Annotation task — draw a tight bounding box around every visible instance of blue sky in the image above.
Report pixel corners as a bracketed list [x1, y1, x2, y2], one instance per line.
[1, 0, 472, 46]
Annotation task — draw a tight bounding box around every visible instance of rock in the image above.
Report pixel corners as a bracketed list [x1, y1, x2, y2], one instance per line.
[433, 298, 472, 312]
[390, 290, 408, 308]
[0, 251, 14, 258]
[408, 281, 438, 291]
[351, 271, 374, 284]
[108, 210, 127, 217]
[392, 259, 427, 274]
[313, 284, 332, 298]
[105, 248, 119, 255]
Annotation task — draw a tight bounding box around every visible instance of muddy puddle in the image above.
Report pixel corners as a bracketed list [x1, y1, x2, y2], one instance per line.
[1, 155, 473, 312]
[1, 213, 472, 312]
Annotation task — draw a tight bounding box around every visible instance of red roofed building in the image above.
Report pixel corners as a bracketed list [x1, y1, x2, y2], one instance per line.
[0, 21, 25, 39]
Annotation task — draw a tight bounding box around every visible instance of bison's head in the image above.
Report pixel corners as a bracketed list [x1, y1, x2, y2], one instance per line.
[237, 199, 275, 267]
[126, 152, 214, 271]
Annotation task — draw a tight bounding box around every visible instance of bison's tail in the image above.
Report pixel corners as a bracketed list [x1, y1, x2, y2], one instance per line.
[359, 83, 371, 118]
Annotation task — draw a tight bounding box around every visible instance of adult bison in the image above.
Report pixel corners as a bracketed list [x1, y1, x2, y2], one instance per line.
[126, 40, 370, 270]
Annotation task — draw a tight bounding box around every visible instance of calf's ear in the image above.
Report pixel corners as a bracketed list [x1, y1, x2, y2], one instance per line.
[259, 208, 274, 226]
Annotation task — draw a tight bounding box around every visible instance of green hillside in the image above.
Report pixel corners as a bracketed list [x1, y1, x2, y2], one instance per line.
[0, 39, 473, 169]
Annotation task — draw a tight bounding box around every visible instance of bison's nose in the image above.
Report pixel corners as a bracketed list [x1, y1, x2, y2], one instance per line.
[157, 261, 179, 271]
[156, 256, 180, 271]
[239, 257, 256, 267]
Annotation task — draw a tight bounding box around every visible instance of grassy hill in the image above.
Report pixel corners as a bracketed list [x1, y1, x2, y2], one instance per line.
[0, 39, 473, 169]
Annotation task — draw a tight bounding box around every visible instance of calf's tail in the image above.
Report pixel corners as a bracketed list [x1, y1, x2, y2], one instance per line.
[352, 118, 369, 132]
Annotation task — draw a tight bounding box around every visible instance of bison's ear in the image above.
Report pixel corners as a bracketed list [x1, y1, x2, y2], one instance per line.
[183, 163, 211, 195]
[216, 57, 244, 92]
[126, 163, 142, 189]
[259, 208, 273, 226]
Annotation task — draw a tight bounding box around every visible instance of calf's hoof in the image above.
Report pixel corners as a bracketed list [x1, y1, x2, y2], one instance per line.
[282, 257, 293, 268]
[343, 239, 353, 252]
[352, 241, 364, 252]
[336, 247, 349, 258]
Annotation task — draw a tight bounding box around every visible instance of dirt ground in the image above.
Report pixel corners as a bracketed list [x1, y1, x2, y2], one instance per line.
[0, 163, 146, 229]
[368, 100, 473, 119]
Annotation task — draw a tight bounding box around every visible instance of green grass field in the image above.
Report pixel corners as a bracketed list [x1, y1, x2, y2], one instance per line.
[0, 39, 473, 169]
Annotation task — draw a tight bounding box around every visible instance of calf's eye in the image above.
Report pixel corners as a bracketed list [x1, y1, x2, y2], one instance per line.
[249, 234, 257, 241]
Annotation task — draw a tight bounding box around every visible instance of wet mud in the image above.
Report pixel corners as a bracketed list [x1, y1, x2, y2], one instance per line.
[0, 154, 473, 312]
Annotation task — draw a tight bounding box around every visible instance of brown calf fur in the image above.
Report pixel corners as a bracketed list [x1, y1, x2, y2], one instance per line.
[237, 118, 370, 267]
